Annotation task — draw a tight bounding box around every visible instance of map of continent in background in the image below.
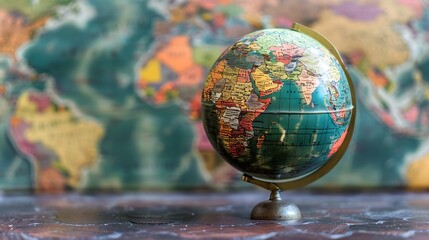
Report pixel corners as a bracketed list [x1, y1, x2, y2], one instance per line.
[0, 0, 428, 192]
[9, 91, 103, 192]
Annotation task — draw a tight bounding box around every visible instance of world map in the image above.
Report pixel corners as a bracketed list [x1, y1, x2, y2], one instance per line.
[0, 0, 428, 191]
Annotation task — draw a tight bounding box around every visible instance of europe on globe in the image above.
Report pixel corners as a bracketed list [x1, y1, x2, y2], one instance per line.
[202, 25, 354, 184]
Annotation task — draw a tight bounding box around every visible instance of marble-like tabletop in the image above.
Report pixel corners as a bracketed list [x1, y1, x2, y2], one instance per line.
[1, 191, 429, 239]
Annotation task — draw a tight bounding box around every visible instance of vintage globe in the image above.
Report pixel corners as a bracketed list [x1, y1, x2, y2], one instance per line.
[202, 26, 355, 184]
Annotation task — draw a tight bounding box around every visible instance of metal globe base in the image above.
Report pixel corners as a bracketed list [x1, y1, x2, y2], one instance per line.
[250, 190, 301, 221]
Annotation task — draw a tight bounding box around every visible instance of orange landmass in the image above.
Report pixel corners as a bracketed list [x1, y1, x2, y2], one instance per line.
[9, 116, 21, 127]
[153, 82, 178, 104]
[155, 36, 194, 73]
[189, 91, 202, 120]
[37, 168, 67, 193]
[0, 10, 48, 61]
[328, 127, 348, 158]
[368, 69, 389, 88]
[218, 116, 233, 146]
[406, 154, 429, 189]
[237, 69, 251, 83]
[0, 84, 6, 95]
[202, 59, 226, 101]
[177, 64, 203, 85]
[296, 69, 320, 105]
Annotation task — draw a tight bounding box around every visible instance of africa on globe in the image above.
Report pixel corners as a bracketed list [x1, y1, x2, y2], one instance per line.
[201, 24, 354, 184]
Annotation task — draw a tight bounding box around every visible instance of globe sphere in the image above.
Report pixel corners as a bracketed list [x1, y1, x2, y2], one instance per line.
[201, 28, 353, 182]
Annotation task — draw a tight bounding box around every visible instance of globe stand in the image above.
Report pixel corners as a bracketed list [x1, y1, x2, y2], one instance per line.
[242, 174, 302, 221]
[250, 189, 301, 221]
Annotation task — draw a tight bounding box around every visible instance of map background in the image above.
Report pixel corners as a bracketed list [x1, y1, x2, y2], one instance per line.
[0, 0, 428, 192]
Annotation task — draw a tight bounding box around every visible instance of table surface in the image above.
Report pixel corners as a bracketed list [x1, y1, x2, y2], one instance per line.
[1, 191, 429, 239]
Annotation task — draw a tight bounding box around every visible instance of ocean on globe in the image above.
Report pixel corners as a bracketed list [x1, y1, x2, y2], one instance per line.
[202, 28, 353, 181]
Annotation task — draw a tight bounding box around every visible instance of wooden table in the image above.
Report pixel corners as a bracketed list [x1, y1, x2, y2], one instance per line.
[1, 191, 429, 239]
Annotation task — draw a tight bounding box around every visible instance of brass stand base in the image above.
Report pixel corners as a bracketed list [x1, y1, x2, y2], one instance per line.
[250, 190, 301, 221]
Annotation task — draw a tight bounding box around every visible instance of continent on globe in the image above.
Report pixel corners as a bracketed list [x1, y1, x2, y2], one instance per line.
[8, 91, 104, 192]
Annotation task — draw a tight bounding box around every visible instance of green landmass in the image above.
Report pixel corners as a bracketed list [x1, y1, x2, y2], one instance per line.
[0, 0, 74, 20]
[193, 46, 223, 68]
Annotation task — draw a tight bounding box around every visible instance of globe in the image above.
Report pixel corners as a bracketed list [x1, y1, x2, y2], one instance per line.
[201, 25, 354, 184]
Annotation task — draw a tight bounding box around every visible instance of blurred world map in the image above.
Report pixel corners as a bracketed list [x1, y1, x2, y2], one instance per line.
[0, 0, 428, 192]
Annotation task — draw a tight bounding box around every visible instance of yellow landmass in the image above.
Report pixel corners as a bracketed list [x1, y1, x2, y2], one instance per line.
[263, 61, 288, 80]
[219, 79, 235, 101]
[231, 81, 253, 107]
[0, 10, 48, 60]
[208, 59, 226, 84]
[202, 60, 226, 102]
[251, 68, 283, 96]
[170, 7, 187, 23]
[218, 65, 239, 101]
[15, 92, 104, 188]
[139, 59, 161, 83]
[406, 154, 429, 189]
[247, 42, 262, 51]
[312, 0, 415, 67]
